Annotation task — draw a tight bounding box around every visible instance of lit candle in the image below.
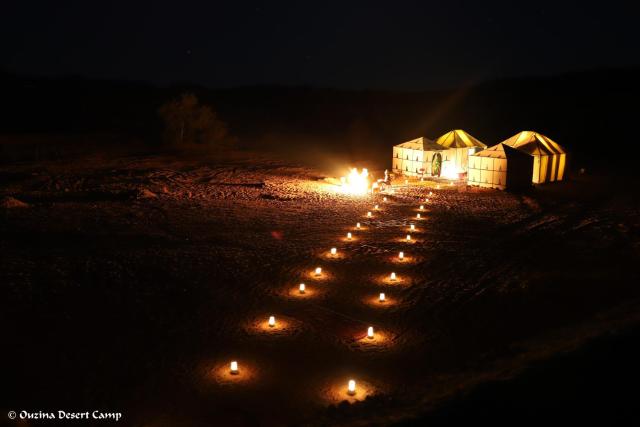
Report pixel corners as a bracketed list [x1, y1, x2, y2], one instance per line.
[383, 197, 387, 202]
[348, 379, 356, 395]
[347, 232, 352, 240]
[419, 205, 424, 210]
[405, 179, 408, 185]
[268, 315, 275, 327]
[425, 198, 429, 203]
[410, 224, 415, 231]
[379, 292, 386, 302]
[374, 204, 379, 210]
[331, 247, 337, 255]
[416, 213, 421, 219]
[390, 272, 397, 281]
[230, 361, 239, 375]
[406, 234, 411, 241]
[299, 283, 305, 293]
[315, 267, 322, 276]
[429, 191, 433, 196]
[356, 222, 361, 229]
[367, 326, 374, 339]
[399, 251, 404, 260]
[367, 211, 372, 217]
[436, 184, 440, 189]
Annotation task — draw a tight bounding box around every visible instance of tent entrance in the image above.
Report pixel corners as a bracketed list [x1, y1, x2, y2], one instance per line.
[432, 153, 442, 177]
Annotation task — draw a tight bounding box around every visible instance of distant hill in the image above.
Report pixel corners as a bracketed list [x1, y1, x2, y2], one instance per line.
[1, 68, 638, 173]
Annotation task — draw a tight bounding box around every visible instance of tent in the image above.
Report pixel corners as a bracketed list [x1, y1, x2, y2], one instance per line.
[500, 131, 567, 183]
[392, 137, 445, 177]
[433, 130, 487, 179]
[467, 143, 533, 190]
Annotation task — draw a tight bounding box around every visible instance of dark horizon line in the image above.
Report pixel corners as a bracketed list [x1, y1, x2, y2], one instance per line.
[2, 65, 639, 94]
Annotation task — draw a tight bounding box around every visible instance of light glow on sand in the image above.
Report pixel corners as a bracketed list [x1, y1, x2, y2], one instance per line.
[268, 316, 275, 327]
[348, 379, 356, 395]
[230, 361, 239, 374]
[341, 168, 369, 196]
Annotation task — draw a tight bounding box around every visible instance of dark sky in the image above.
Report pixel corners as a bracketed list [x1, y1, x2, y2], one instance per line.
[2, 1, 638, 90]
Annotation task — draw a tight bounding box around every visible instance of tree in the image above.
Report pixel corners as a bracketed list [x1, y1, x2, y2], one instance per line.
[158, 93, 229, 146]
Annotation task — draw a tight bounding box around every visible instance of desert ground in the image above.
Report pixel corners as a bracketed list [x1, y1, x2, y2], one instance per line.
[3, 150, 640, 425]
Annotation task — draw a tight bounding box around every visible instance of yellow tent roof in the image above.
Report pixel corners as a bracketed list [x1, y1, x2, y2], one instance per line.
[395, 136, 443, 151]
[471, 143, 528, 159]
[434, 129, 487, 149]
[501, 131, 566, 155]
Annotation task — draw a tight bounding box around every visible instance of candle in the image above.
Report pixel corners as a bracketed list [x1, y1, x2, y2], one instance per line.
[410, 224, 415, 231]
[356, 222, 361, 229]
[390, 272, 397, 281]
[416, 213, 421, 219]
[379, 292, 386, 302]
[347, 232, 352, 240]
[330, 247, 337, 255]
[405, 179, 408, 185]
[315, 267, 322, 276]
[419, 205, 424, 210]
[367, 211, 372, 217]
[367, 326, 374, 339]
[436, 184, 440, 189]
[399, 251, 404, 260]
[374, 204, 379, 210]
[429, 191, 433, 196]
[268, 315, 276, 327]
[230, 361, 239, 375]
[383, 197, 387, 202]
[348, 379, 356, 395]
[425, 198, 429, 203]
[299, 283, 305, 294]
[406, 234, 411, 241]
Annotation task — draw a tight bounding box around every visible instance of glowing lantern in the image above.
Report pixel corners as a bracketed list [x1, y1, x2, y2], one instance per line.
[315, 267, 322, 276]
[348, 379, 356, 395]
[416, 213, 421, 219]
[383, 197, 387, 202]
[429, 191, 433, 196]
[367, 211, 372, 218]
[419, 205, 424, 210]
[406, 234, 411, 242]
[374, 204, 379, 210]
[367, 326, 374, 339]
[230, 361, 239, 375]
[410, 224, 415, 231]
[390, 272, 397, 281]
[330, 247, 337, 255]
[347, 232, 352, 240]
[399, 251, 404, 260]
[425, 198, 429, 203]
[379, 292, 386, 302]
[356, 222, 361, 229]
[268, 315, 275, 327]
[299, 283, 305, 294]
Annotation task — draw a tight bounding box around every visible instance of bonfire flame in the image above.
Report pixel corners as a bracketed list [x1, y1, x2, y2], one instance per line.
[341, 168, 369, 195]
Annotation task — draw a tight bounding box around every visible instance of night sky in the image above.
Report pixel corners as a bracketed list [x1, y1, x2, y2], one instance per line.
[2, 1, 638, 90]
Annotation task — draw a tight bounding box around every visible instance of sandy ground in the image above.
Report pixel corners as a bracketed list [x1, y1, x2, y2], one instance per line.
[2, 152, 640, 426]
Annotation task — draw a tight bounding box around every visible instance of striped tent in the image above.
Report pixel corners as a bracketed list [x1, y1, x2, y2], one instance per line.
[500, 131, 567, 183]
[432, 130, 487, 178]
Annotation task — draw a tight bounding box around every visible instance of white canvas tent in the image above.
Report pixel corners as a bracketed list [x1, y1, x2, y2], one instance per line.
[392, 137, 445, 177]
[468, 143, 533, 190]
[500, 131, 567, 183]
[433, 130, 487, 179]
